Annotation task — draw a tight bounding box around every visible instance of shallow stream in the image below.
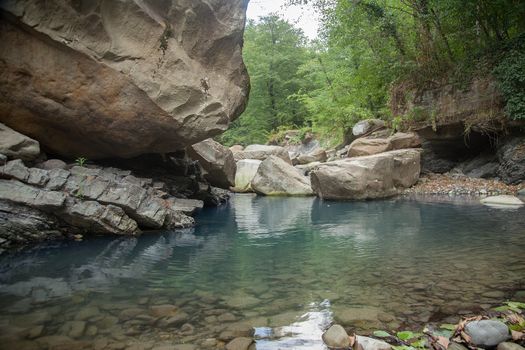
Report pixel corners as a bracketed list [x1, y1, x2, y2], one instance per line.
[1, 195, 524, 349]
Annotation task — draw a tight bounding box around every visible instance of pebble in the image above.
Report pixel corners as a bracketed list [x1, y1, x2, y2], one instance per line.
[218, 313, 237, 322]
[464, 320, 510, 347]
[200, 339, 216, 347]
[497, 342, 525, 350]
[322, 324, 350, 349]
[225, 337, 256, 350]
[75, 306, 100, 321]
[150, 305, 177, 318]
[405, 174, 518, 196]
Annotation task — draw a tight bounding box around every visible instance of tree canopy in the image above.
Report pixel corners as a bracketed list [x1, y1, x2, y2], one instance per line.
[222, 0, 525, 146]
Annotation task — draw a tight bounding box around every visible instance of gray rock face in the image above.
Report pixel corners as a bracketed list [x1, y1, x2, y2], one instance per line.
[0, 1, 249, 159]
[497, 136, 525, 184]
[311, 149, 420, 200]
[0, 179, 66, 210]
[232, 159, 261, 193]
[251, 156, 313, 196]
[187, 139, 236, 189]
[322, 324, 350, 349]
[452, 152, 499, 179]
[0, 201, 66, 250]
[391, 149, 422, 188]
[36, 159, 68, 171]
[464, 320, 510, 348]
[0, 160, 197, 246]
[233, 145, 292, 164]
[61, 199, 139, 235]
[0, 123, 40, 161]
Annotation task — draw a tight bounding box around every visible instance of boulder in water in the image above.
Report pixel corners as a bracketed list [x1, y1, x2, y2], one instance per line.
[311, 149, 420, 200]
[251, 156, 313, 196]
[233, 159, 261, 193]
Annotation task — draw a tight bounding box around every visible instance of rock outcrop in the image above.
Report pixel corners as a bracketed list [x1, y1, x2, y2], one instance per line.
[233, 145, 292, 164]
[187, 139, 236, 189]
[0, 1, 249, 159]
[0, 159, 200, 248]
[311, 149, 421, 200]
[497, 136, 525, 184]
[251, 156, 313, 196]
[0, 123, 40, 161]
[347, 132, 421, 157]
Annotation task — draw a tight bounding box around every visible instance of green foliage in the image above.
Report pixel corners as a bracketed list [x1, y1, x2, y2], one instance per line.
[396, 331, 417, 341]
[75, 157, 87, 167]
[493, 36, 525, 120]
[373, 330, 391, 338]
[224, 1, 524, 146]
[267, 125, 312, 145]
[221, 16, 312, 146]
[159, 24, 172, 54]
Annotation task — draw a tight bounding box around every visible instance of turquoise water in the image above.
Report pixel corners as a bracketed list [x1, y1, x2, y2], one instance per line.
[0, 195, 524, 349]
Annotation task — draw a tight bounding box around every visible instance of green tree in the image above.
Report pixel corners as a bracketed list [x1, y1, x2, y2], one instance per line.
[221, 16, 313, 146]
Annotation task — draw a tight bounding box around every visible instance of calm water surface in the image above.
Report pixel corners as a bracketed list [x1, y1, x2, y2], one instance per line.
[0, 195, 524, 349]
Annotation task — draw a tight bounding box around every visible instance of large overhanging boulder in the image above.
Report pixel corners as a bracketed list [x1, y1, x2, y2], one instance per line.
[0, 0, 249, 159]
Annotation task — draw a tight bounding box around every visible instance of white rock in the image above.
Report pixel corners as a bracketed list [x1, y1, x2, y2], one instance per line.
[233, 159, 262, 193]
[480, 195, 524, 208]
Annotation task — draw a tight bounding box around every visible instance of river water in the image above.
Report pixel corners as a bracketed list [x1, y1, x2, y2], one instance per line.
[0, 195, 524, 349]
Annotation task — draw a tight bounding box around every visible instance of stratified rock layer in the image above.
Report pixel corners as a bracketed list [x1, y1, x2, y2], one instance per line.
[0, 1, 249, 159]
[0, 159, 199, 248]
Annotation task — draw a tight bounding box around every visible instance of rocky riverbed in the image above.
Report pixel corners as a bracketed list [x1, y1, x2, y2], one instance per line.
[404, 173, 520, 196]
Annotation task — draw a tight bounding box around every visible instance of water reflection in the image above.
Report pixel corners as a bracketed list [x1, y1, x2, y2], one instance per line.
[0, 195, 524, 349]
